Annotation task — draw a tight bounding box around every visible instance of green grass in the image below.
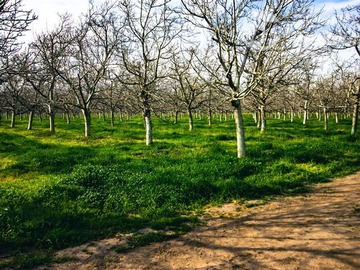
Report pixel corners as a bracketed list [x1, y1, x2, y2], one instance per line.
[0, 113, 360, 268]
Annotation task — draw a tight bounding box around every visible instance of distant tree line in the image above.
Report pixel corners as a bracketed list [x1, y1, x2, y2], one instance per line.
[0, 0, 359, 158]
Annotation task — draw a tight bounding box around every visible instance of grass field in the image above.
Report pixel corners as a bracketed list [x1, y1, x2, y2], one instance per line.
[1, 113, 360, 268]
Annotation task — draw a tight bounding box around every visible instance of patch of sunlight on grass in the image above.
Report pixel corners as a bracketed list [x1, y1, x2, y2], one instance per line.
[0, 157, 16, 170]
[296, 163, 327, 174]
[2, 174, 60, 194]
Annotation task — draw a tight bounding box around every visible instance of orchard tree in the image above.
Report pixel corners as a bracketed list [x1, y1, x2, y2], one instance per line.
[0, 0, 37, 77]
[335, 59, 360, 135]
[0, 0, 37, 56]
[170, 50, 208, 131]
[55, 2, 123, 137]
[119, 0, 182, 145]
[328, 4, 360, 134]
[181, 0, 323, 157]
[313, 74, 338, 130]
[28, 16, 73, 133]
[7, 49, 42, 130]
[292, 59, 319, 125]
[329, 4, 360, 57]
[97, 71, 129, 127]
[0, 53, 35, 128]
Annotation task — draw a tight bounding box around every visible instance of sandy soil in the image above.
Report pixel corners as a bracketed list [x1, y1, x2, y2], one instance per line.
[38, 172, 360, 270]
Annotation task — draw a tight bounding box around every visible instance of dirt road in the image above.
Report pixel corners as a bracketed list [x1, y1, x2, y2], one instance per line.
[41, 172, 360, 270]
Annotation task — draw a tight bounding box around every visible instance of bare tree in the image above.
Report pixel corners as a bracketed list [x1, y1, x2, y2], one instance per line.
[0, 0, 37, 76]
[181, 0, 322, 157]
[27, 15, 73, 133]
[54, 2, 123, 137]
[97, 71, 129, 127]
[328, 4, 360, 57]
[170, 50, 208, 130]
[327, 5, 360, 134]
[334, 59, 360, 135]
[119, 0, 181, 145]
[0, 52, 36, 128]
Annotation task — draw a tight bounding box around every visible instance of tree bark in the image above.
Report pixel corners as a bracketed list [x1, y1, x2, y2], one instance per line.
[323, 107, 328, 131]
[351, 81, 360, 135]
[49, 113, 55, 133]
[259, 105, 266, 132]
[27, 111, 34, 130]
[303, 100, 308, 125]
[174, 110, 179, 124]
[82, 109, 91, 137]
[66, 112, 71, 124]
[232, 100, 246, 158]
[188, 107, 194, 131]
[144, 108, 152, 145]
[110, 109, 115, 127]
[10, 110, 15, 128]
[208, 108, 212, 127]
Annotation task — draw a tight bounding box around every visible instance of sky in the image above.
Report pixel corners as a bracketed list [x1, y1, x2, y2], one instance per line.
[22, 0, 95, 42]
[22, 0, 358, 40]
[21, 0, 357, 69]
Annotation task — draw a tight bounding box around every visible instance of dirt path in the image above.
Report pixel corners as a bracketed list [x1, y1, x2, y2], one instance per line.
[39, 172, 360, 270]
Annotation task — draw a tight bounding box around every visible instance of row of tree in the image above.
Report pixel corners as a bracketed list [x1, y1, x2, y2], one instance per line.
[0, 0, 359, 158]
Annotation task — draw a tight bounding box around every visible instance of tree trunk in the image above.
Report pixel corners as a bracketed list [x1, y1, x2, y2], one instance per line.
[324, 107, 328, 131]
[82, 109, 91, 137]
[144, 108, 152, 145]
[232, 100, 246, 158]
[110, 109, 115, 127]
[66, 112, 71, 124]
[49, 113, 55, 133]
[208, 108, 212, 127]
[10, 110, 15, 128]
[174, 110, 179, 124]
[303, 100, 308, 125]
[47, 103, 55, 132]
[351, 82, 360, 135]
[252, 112, 257, 123]
[188, 107, 194, 131]
[27, 111, 34, 130]
[259, 105, 266, 132]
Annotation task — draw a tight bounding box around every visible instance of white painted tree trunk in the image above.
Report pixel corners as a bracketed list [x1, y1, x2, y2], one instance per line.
[10, 110, 15, 128]
[27, 111, 34, 130]
[259, 105, 266, 132]
[188, 108, 194, 131]
[144, 109, 153, 145]
[351, 82, 360, 135]
[323, 107, 328, 130]
[233, 100, 246, 158]
[303, 100, 308, 125]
